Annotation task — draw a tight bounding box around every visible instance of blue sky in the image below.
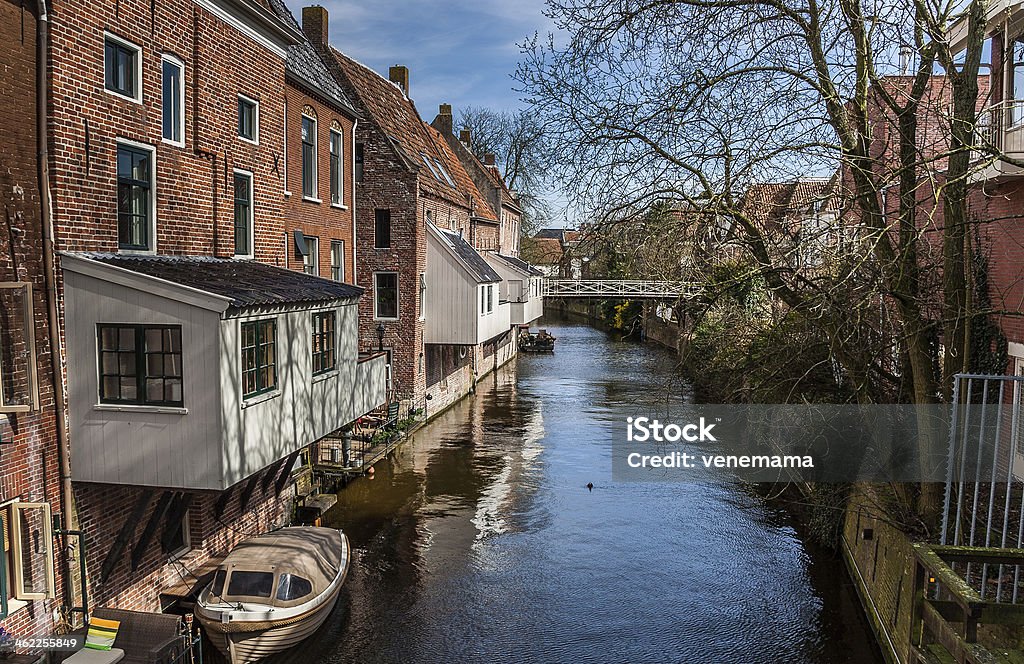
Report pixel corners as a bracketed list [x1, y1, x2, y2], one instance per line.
[282, 0, 553, 118]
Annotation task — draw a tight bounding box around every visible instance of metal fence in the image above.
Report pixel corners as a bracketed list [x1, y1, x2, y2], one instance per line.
[941, 373, 1024, 604]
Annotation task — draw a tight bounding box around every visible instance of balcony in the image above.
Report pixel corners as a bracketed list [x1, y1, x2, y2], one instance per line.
[62, 253, 386, 490]
[972, 100, 1024, 180]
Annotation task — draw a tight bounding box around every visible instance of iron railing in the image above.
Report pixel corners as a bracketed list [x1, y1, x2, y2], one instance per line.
[542, 279, 700, 299]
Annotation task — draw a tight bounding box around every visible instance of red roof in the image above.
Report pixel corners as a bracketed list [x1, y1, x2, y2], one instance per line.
[328, 51, 496, 220]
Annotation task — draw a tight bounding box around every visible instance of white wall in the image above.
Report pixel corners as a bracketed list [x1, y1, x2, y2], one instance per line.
[64, 270, 225, 489]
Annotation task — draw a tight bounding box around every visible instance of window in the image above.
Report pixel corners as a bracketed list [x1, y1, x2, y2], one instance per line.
[433, 158, 456, 188]
[283, 100, 290, 195]
[233, 171, 253, 257]
[420, 153, 441, 181]
[209, 570, 226, 599]
[311, 311, 336, 375]
[355, 143, 364, 182]
[303, 236, 319, 275]
[161, 56, 184, 144]
[487, 283, 494, 313]
[226, 571, 273, 598]
[480, 285, 486, 315]
[99, 325, 183, 406]
[374, 272, 398, 320]
[104, 34, 140, 101]
[302, 115, 317, 198]
[418, 272, 426, 321]
[163, 511, 190, 557]
[1, 502, 55, 608]
[276, 574, 313, 601]
[330, 240, 345, 281]
[117, 143, 154, 251]
[241, 319, 276, 398]
[374, 209, 391, 248]
[238, 94, 259, 143]
[329, 130, 343, 206]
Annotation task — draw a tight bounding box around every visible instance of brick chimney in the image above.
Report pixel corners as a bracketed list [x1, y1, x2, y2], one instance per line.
[389, 65, 409, 95]
[459, 129, 471, 145]
[484, 153, 496, 166]
[435, 104, 453, 135]
[301, 6, 329, 50]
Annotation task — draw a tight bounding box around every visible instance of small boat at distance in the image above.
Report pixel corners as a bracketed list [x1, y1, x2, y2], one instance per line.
[195, 526, 350, 664]
[519, 328, 556, 353]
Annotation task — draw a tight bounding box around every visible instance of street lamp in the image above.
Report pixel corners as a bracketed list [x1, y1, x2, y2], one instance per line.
[376, 322, 385, 352]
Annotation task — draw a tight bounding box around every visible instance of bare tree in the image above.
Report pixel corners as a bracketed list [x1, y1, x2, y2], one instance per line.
[516, 0, 1001, 522]
[457, 107, 553, 233]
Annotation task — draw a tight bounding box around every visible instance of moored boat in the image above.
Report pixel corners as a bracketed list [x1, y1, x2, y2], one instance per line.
[195, 526, 350, 664]
[519, 328, 556, 353]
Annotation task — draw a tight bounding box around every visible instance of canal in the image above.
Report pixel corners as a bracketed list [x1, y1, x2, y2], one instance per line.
[301, 321, 883, 663]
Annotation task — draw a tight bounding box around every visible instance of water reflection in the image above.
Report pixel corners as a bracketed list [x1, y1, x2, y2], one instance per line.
[282, 321, 881, 664]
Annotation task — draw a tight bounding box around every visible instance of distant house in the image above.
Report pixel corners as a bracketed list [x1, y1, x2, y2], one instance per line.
[307, 9, 515, 412]
[431, 105, 524, 257]
[521, 236, 566, 278]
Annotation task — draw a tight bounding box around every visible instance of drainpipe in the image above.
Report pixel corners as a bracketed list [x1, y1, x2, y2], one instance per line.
[351, 119, 358, 285]
[36, 0, 78, 613]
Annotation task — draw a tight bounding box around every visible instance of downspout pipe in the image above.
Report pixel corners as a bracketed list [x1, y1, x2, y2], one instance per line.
[36, 0, 77, 614]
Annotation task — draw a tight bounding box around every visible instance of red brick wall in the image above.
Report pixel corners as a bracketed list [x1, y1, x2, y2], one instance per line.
[47, 0, 288, 261]
[282, 85, 355, 282]
[74, 467, 292, 612]
[0, 0, 67, 636]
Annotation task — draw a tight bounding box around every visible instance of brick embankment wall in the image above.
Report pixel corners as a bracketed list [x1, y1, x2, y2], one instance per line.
[839, 486, 918, 664]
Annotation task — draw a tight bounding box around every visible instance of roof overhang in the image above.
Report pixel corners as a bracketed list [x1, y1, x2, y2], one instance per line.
[195, 0, 303, 59]
[61, 253, 233, 313]
[426, 223, 502, 284]
[948, 0, 1024, 52]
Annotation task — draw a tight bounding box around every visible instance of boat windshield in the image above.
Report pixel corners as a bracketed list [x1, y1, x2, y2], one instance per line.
[209, 569, 226, 598]
[276, 574, 313, 601]
[226, 570, 274, 598]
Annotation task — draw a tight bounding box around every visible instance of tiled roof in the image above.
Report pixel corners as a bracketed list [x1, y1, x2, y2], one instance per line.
[265, 0, 357, 116]
[521, 237, 564, 265]
[533, 228, 565, 240]
[432, 226, 502, 283]
[494, 253, 545, 276]
[422, 123, 498, 221]
[327, 50, 496, 219]
[79, 254, 362, 311]
[740, 178, 842, 228]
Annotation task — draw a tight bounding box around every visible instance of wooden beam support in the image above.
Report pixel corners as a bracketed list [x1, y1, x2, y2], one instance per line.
[130, 491, 173, 571]
[100, 489, 153, 583]
[238, 473, 261, 510]
[213, 486, 233, 520]
[262, 456, 289, 491]
[275, 450, 301, 496]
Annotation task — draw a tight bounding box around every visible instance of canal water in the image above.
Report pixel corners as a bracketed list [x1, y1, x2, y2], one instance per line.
[301, 321, 882, 663]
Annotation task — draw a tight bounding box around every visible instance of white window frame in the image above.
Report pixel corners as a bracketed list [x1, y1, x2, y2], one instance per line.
[418, 272, 426, 321]
[160, 54, 185, 147]
[374, 271, 399, 321]
[116, 138, 158, 255]
[480, 284, 486, 315]
[301, 113, 319, 201]
[283, 99, 290, 196]
[232, 168, 255, 259]
[303, 235, 319, 275]
[329, 128, 344, 207]
[330, 240, 345, 281]
[237, 93, 260, 145]
[103, 31, 142, 104]
[5, 501, 55, 600]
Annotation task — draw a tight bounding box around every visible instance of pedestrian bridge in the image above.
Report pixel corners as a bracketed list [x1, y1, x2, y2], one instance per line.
[542, 280, 701, 299]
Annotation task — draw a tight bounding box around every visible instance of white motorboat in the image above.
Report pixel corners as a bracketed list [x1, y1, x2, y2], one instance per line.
[195, 526, 350, 664]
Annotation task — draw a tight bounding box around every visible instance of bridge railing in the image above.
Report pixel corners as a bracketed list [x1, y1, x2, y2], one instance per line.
[542, 279, 700, 298]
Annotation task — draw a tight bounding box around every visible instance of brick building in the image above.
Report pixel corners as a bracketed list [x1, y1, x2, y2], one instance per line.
[24, 0, 385, 617]
[431, 105, 523, 257]
[305, 6, 515, 414]
[0, 0, 68, 635]
[268, 0, 358, 283]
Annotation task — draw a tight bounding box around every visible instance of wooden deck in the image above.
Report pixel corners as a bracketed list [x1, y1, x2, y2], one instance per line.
[159, 555, 225, 612]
